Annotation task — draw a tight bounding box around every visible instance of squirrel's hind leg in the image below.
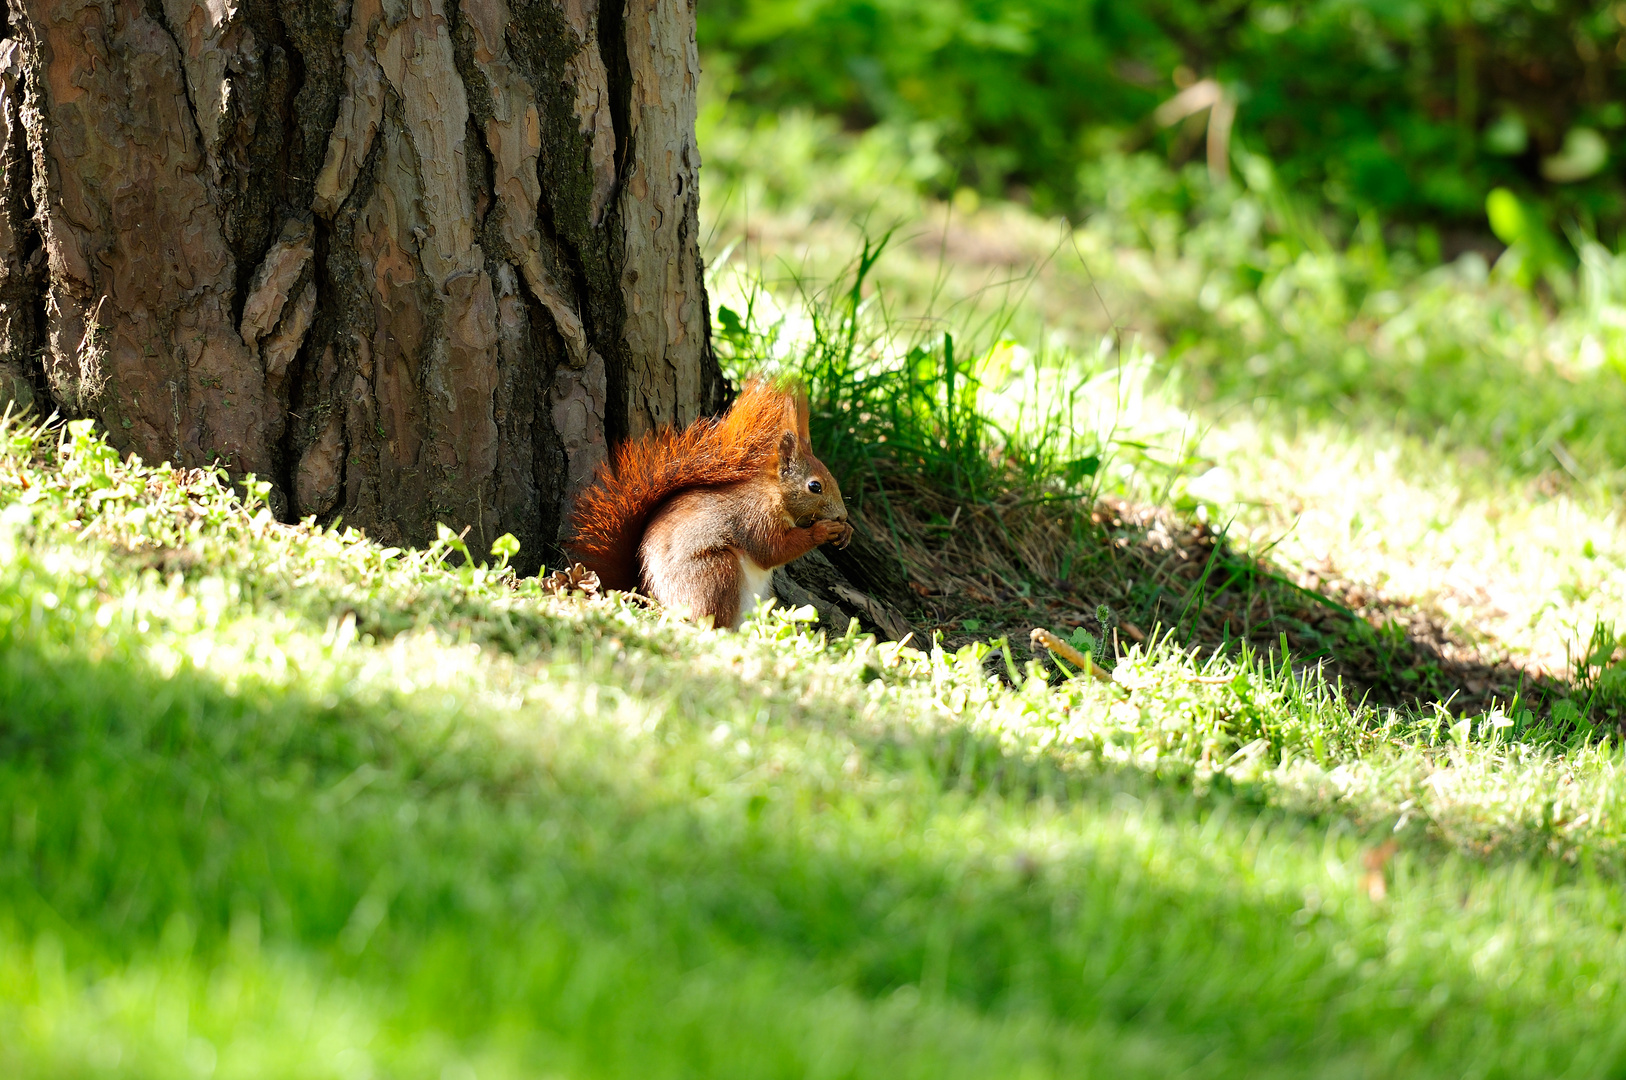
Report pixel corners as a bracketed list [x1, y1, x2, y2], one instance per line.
[645, 548, 744, 630]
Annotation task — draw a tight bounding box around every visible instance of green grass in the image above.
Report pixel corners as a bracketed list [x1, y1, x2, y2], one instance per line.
[701, 99, 1626, 493]
[5, 405, 1626, 1075]
[700, 95, 1626, 703]
[7, 88, 1626, 1078]
[705, 197, 1625, 722]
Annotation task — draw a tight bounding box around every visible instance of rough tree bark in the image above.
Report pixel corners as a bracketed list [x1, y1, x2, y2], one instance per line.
[0, 0, 724, 569]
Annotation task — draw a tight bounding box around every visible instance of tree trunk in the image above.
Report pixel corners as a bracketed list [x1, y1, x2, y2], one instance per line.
[0, 0, 723, 569]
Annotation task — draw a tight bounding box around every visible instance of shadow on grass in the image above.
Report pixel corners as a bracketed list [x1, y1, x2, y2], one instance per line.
[882, 486, 1573, 721]
[3, 613, 1624, 1078]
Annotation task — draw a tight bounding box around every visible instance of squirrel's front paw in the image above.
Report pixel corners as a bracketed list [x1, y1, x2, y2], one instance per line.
[814, 520, 854, 548]
[810, 519, 849, 546]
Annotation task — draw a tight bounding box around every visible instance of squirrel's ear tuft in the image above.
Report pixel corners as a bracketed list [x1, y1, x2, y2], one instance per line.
[778, 430, 799, 473]
[776, 391, 803, 439]
[793, 392, 811, 441]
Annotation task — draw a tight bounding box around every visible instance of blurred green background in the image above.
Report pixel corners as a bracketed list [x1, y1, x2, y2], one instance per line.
[701, 0, 1626, 248]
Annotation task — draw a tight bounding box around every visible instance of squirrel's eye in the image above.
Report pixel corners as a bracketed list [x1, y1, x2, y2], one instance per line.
[807, 479, 823, 494]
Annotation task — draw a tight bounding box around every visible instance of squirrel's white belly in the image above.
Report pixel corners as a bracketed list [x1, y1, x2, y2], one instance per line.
[734, 553, 775, 627]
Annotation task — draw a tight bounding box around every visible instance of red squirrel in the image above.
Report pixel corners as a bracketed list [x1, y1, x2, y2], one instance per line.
[565, 379, 854, 628]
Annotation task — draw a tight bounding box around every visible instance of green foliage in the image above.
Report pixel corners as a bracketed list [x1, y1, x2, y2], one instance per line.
[1486, 186, 1569, 290]
[701, 0, 1626, 234]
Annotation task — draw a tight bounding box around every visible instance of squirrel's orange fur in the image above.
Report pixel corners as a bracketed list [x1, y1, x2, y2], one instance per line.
[565, 379, 842, 599]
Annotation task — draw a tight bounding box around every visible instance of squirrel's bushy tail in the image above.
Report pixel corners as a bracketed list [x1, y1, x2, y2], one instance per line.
[564, 379, 798, 592]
